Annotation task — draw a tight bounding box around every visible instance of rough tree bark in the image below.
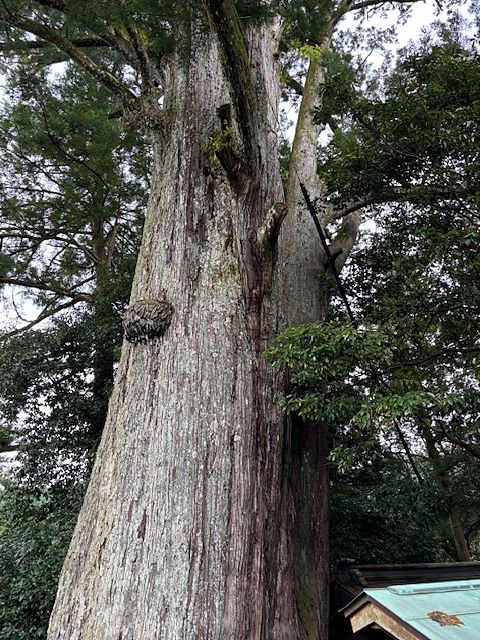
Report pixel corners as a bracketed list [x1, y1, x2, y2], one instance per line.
[44, 8, 360, 640]
[276, 38, 359, 639]
[48, 25, 298, 640]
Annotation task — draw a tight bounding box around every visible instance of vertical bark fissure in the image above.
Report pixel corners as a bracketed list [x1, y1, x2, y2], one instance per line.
[202, 0, 258, 169]
[90, 217, 115, 442]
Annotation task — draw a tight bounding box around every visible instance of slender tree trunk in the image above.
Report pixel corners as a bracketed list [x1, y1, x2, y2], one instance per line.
[423, 426, 471, 561]
[47, 29, 313, 639]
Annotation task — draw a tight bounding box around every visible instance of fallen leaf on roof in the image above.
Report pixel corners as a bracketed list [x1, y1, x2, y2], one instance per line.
[428, 611, 464, 626]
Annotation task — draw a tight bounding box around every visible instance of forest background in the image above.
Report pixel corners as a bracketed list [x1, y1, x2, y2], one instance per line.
[0, 1, 479, 638]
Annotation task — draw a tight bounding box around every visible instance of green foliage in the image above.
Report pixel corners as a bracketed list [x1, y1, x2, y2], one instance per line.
[0, 314, 116, 484]
[0, 64, 147, 306]
[0, 0, 475, 628]
[318, 39, 480, 212]
[0, 63, 148, 482]
[266, 315, 478, 458]
[315, 48, 357, 125]
[0, 484, 84, 639]
[331, 456, 447, 564]
[279, 1, 335, 46]
[0, 65, 148, 634]
[268, 29, 480, 560]
[4, 0, 202, 57]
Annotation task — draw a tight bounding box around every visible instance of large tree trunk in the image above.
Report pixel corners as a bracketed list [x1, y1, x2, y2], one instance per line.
[48, 26, 328, 639]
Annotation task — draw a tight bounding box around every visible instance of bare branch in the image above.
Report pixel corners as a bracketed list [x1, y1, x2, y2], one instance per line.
[0, 36, 111, 53]
[0, 228, 100, 263]
[348, 0, 420, 10]
[332, 0, 420, 26]
[327, 183, 474, 223]
[326, 195, 388, 222]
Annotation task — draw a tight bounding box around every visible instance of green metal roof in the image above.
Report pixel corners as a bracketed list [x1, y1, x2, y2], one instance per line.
[363, 580, 480, 639]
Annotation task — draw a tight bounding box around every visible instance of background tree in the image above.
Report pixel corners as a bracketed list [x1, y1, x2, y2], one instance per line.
[0, 65, 147, 470]
[0, 66, 147, 637]
[0, 2, 452, 639]
[267, 25, 480, 564]
[330, 454, 447, 564]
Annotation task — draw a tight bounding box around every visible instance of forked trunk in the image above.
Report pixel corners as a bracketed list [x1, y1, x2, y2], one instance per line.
[48, 26, 328, 640]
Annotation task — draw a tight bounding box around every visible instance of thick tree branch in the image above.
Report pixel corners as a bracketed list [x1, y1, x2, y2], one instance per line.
[0, 36, 112, 53]
[425, 421, 480, 460]
[122, 23, 153, 89]
[0, 8, 133, 100]
[202, 0, 257, 167]
[443, 434, 480, 459]
[327, 211, 361, 272]
[0, 277, 93, 302]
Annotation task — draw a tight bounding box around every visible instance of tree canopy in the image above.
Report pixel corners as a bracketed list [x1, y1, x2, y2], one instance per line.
[267, 26, 480, 561]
